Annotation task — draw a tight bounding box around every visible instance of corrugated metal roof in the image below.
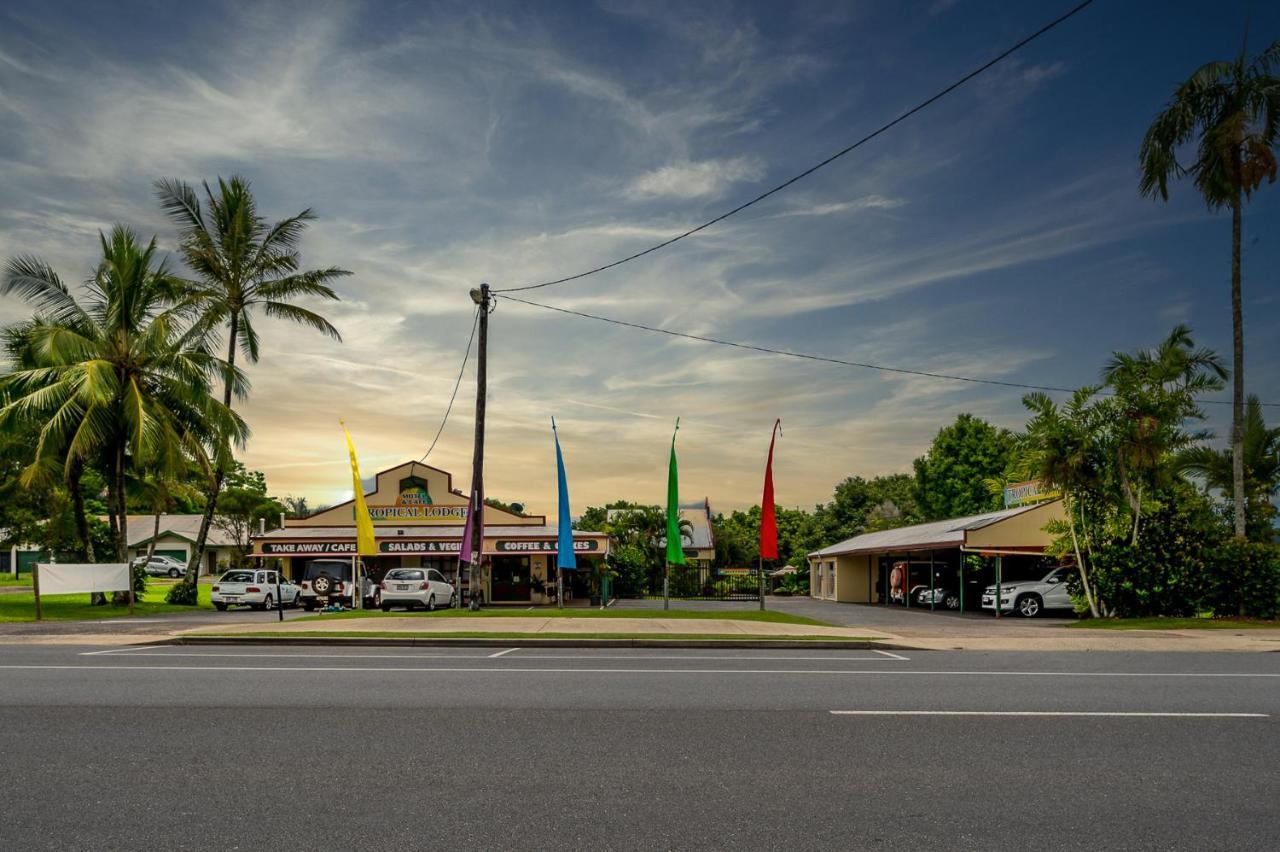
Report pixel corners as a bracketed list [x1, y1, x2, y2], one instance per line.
[808, 503, 1048, 558]
[123, 514, 238, 548]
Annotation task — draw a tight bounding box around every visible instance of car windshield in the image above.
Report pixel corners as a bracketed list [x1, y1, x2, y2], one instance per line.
[221, 571, 255, 583]
[1045, 567, 1075, 582]
[303, 562, 352, 581]
[386, 570, 425, 581]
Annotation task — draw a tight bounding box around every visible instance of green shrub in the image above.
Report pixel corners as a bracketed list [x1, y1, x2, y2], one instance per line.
[1204, 540, 1280, 619]
[166, 580, 199, 605]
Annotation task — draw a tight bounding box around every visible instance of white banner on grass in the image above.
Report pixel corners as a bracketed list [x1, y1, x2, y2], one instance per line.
[37, 563, 130, 595]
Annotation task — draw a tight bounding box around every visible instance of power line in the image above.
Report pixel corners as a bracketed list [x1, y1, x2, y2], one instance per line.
[499, 293, 1277, 408]
[419, 306, 481, 462]
[493, 0, 1098, 294]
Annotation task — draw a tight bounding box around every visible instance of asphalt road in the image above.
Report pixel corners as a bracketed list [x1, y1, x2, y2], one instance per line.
[1, 645, 1276, 851]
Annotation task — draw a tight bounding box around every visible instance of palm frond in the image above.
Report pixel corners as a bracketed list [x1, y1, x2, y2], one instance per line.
[261, 301, 343, 340]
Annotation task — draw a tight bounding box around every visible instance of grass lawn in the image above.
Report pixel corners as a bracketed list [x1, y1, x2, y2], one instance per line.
[207, 630, 877, 641]
[0, 580, 211, 622]
[292, 607, 832, 626]
[0, 575, 33, 587]
[1069, 616, 1280, 630]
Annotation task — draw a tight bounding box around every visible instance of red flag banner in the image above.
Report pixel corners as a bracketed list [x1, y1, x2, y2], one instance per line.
[759, 419, 781, 560]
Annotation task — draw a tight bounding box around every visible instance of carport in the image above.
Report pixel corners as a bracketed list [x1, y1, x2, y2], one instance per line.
[806, 500, 1064, 613]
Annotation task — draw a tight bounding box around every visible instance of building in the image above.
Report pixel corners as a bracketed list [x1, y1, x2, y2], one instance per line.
[124, 514, 243, 575]
[807, 500, 1065, 610]
[5, 514, 241, 577]
[251, 460, 609, 605]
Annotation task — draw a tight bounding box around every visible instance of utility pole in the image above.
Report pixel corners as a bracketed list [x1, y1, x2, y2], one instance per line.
[463, 284, 491, 608]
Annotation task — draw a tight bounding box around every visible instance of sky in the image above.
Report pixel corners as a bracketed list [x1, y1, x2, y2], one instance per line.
[1, 0, 1278, 518]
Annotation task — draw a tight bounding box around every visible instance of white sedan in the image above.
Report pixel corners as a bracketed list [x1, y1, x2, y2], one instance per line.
[379, 567, 455, 611]
[212, 569, 302, 611]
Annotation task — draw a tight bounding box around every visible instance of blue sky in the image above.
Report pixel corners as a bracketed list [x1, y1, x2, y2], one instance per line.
[1, 0, 1277, 514]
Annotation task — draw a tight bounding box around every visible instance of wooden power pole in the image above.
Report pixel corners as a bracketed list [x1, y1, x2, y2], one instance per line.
[463, 284, 491, 608]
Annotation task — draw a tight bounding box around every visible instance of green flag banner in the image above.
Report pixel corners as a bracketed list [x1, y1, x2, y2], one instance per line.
[665, 418, 685, 566]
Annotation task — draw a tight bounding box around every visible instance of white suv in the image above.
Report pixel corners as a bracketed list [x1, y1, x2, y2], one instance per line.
[380, 567, 455, 611]
[982, 566, 1076, 617]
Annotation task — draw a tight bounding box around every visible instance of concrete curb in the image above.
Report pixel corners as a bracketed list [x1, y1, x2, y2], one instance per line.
[169, 635, 907, 650]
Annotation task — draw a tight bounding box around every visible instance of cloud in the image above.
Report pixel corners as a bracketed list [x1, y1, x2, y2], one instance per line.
[623, 156, 764, 200]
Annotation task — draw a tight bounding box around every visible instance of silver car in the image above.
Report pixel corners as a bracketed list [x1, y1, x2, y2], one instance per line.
[133, 554, 187, 578]
[982, 566, 1076, 617]
[379, 567, 455, 611]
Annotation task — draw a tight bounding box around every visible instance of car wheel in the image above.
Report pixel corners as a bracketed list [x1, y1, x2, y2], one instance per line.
[1016, 594, 1042, 618]
[944, 594, 960, 610]
[380, 601, 391, 612]
[448, 593, 457, 608]
[259, 594, 273, 611]
[213, 602, 228, 611]
[303, 600, 316, 612]
[311, 574, 334, 596]
[426, 595, 436, 612]
[168, 568, 180, 578]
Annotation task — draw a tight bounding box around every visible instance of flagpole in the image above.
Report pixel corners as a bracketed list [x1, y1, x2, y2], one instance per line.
[759, 555, 765, 611]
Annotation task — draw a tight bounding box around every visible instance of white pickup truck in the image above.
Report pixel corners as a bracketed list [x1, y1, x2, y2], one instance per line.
[982, 566, 1076, 617]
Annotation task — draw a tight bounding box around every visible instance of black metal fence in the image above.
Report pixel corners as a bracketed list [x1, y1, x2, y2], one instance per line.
[616, 566, 763, 601]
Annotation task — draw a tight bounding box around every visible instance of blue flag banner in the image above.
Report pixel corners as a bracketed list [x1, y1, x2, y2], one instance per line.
[553, 418, 577, 570]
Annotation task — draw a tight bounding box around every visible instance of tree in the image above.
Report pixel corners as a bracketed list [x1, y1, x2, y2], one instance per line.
[281, 495, 311, 518]
[912, 414, 1015, 520]
[213, 462, 285, 568]
[1139, 39, 1280, 538]
[155, 175, 349, 589]
[1177, 395, 1280, 540]
[0, 227, 246, 569]
[1102, 323, 1226, 545]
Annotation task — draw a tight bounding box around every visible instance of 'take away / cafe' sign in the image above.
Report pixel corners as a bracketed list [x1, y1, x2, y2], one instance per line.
[260, 538, 602, 556]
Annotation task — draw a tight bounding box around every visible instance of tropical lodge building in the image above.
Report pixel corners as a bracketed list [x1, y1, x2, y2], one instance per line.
[251, 460, 609, 605]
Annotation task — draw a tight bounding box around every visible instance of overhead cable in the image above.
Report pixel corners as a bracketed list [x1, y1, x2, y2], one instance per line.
[419, 306, 481, 462]
[499, 293, 1274, 408]
[492, 0, 1098, 294]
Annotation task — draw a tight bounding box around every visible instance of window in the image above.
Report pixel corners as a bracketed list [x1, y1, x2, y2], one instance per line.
[427, 570, 445, 583]
[221, 570, 254, 583]
[386, 569, 425, 581]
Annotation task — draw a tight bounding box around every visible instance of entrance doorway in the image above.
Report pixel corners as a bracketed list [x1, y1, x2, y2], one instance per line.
[491, 555, 531, 602]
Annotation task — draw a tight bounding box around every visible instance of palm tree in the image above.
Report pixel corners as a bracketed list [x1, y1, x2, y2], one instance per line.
[154, 175, 349, 586]
[0, 226, 246, 565]
[1102, 324, 1226, 545]
[1176, 395, 1280, 537]
[1139, 39, 1280, 538]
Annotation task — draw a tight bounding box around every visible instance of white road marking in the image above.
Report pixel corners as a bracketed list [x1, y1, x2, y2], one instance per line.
[829, 706, 1269, 711]
[3, 664, 1280, 678]
[873, 649, 910, 661]
[488, 648, 519, 658]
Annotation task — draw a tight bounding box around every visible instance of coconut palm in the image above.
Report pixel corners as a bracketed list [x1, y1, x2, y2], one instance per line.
[0, 226, 247, 563]
[154, 175, 349, 587]
[1176, 395, 1280, 536]
[1102, 324, 1226, 545]
[1139, 39, 1280, 538]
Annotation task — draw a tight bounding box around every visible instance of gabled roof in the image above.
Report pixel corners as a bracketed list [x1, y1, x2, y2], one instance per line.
[808, 502, 1056, 558]
[123, 515, 239, 549]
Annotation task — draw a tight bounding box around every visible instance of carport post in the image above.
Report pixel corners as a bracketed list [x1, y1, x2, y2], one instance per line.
[882, 558, 888, 607]
[929, 551, 935, 612]
[275, 566, 283, 622]
[663, 563, 670, 611]
[995, 556, 1002, 619]
[904, 557, 909, 608]
[959, 558, 965, 613]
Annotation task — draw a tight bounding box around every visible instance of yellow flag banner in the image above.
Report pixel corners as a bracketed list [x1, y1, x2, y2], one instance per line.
[342, 422, 377, 556]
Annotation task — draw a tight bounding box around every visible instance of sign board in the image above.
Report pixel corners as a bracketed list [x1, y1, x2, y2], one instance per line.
[492, 539, 601, 554]
[1003, 480, 1058, 508]
[362, 475, 469, 525]
[261, 542, 359, 555]
[36, 563, 129, 595]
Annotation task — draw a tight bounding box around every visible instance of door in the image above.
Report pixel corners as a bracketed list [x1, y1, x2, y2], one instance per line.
[491, 556, 531, 602]
[1044, 568, 1073, 609]
[428, 569, 451, 602]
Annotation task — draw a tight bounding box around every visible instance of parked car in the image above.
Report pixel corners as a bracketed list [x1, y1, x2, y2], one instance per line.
[982, 566, 1077, 617]
[211, 568, 301, 611]
[380, 567, 455, 611]
[132, 554, 187, 578]
[913, 585, 961, 610]
[299, 559, 378, 611]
